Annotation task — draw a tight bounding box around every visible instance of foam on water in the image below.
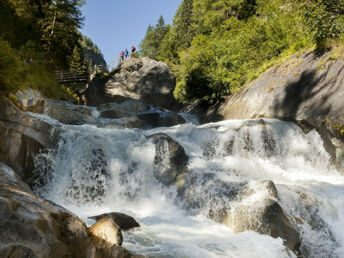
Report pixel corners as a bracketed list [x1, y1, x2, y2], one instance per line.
[33, 117, 344, 257]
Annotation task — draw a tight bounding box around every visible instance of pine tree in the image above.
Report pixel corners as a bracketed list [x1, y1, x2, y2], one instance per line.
[139, 16, 170, 59]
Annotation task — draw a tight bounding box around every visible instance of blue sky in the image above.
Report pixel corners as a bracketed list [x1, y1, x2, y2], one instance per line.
[80, 0, 182, 64]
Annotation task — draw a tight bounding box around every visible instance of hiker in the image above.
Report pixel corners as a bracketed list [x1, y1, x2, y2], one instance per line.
[125, 49, 129, 59]
[131, 46, 136, 55]
[120, 51, 124, 61]
[25, 57, 33, 64]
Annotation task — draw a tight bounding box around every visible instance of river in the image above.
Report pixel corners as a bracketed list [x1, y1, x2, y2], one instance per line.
[32, 109, 344, 258]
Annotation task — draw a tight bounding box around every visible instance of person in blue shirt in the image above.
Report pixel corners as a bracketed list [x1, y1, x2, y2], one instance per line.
[125, 49, 129, 59]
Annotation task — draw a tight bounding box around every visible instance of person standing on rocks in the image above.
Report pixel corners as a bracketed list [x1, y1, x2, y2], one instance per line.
[125, 49, 129, 59]
[120, 51, 124, 61]
[131, 46, 136, 56]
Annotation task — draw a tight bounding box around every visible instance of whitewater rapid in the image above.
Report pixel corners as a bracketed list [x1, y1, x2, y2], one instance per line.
[32, 113, 344, 258]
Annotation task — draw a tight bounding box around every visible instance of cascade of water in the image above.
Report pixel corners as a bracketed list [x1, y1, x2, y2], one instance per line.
[33, 116, 344, 258]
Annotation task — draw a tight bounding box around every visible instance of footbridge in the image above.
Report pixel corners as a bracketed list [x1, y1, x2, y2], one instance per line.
[56, 55, 120, 83]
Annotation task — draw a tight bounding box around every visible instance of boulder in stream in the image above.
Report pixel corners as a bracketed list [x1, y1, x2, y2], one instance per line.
[84, 58, 183, 110]
[90, 212, 140, 230]
[149, 133, 189, 186]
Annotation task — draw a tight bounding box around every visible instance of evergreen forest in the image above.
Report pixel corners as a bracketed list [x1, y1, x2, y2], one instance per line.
[0, 0, 104, 98]
[140, 0, 344, 104]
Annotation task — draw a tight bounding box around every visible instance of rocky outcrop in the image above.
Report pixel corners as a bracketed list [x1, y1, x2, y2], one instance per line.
[149, 133, 189, 186]
[90, 212, 140, 230]
[0, 96, 58, 183]
[217, 50, 344, 172]
[12, 88, 96, 125]
[0, 162, 137, 258]
[83, 58, 182, 110]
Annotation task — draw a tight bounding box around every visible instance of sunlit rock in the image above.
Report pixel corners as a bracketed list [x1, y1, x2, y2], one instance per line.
[84, 58, 183, 110]
[90, 212, 140, 230]
[89, 218, 123, 246]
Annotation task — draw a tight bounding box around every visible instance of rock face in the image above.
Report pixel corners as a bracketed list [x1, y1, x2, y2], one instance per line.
[217, 50, 344, 172]
[90, 212, 140, 230]
[0, 162, 136, 258]
[149, 133, 189, 186]
[0, 96, 58, 183]
[84, 58, 182, 110]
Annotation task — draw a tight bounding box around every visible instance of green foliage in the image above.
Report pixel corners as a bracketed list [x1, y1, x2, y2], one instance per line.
[302, 0, 344, 46]
[139, 16, 170, 59]
[0, 0, 98, 100]
[0, 38, 64, 98]
[69, 46, 87, 72]
[141, 0, 344, 104]
[0, 39, 25, 92]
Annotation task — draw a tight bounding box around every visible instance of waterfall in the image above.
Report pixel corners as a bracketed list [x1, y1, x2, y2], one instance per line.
[33, 115, 344, 258]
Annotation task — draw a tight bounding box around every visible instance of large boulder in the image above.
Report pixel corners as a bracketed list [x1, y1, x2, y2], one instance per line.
[0, 163, 137, 258]
[84, 58, 182, 110]
[148, 133, 189, 186]
[90, 212, 140, 230]
[0, 96, 58, 183]
[217, 50, 344, 172]
[177, 176, 300, 253]
[222, 181, 300, 252]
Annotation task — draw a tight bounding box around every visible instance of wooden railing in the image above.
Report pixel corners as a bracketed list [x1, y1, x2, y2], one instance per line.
[56, 55, 122, 83]
[55, 71, 89, 83]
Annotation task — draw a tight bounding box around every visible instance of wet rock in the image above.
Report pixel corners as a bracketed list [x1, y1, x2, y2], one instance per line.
[89, 212, 140, 230]
[0, 162, 137, 258]
[89, 218, 123, 246]
[176, 176, 300, 253]
[84, 58, 183, 110]
[0, 96, 58, 183]
[101, 109, 129, 119]
[149, 133, 189, 186]
[223, 181, 300, 252]
[224, 119, 277, 157]
[14, 88, 44, 112]
[156, 113, 186, 127]
[43, 98, 96, 125]
[98, 99, 150, 116]
[137, 112, 186, 128]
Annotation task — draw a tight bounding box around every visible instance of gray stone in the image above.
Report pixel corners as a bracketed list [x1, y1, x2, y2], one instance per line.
[0, 96, 58, 183]
[222, 181, 300, 252]
[0, 162, 137, 258]
[43, 98, 96, 125]
[217, 50, 344, 172]
[90, 212, 140, 230]
[149, 133, 189, 186]
[84, 58, 183, 110]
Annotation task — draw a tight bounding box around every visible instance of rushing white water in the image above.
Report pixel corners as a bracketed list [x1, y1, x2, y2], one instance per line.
[33, 113, 344, 258]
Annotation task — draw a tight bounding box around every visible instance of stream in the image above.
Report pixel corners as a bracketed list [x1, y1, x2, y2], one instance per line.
[32, 108, 344, 258]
